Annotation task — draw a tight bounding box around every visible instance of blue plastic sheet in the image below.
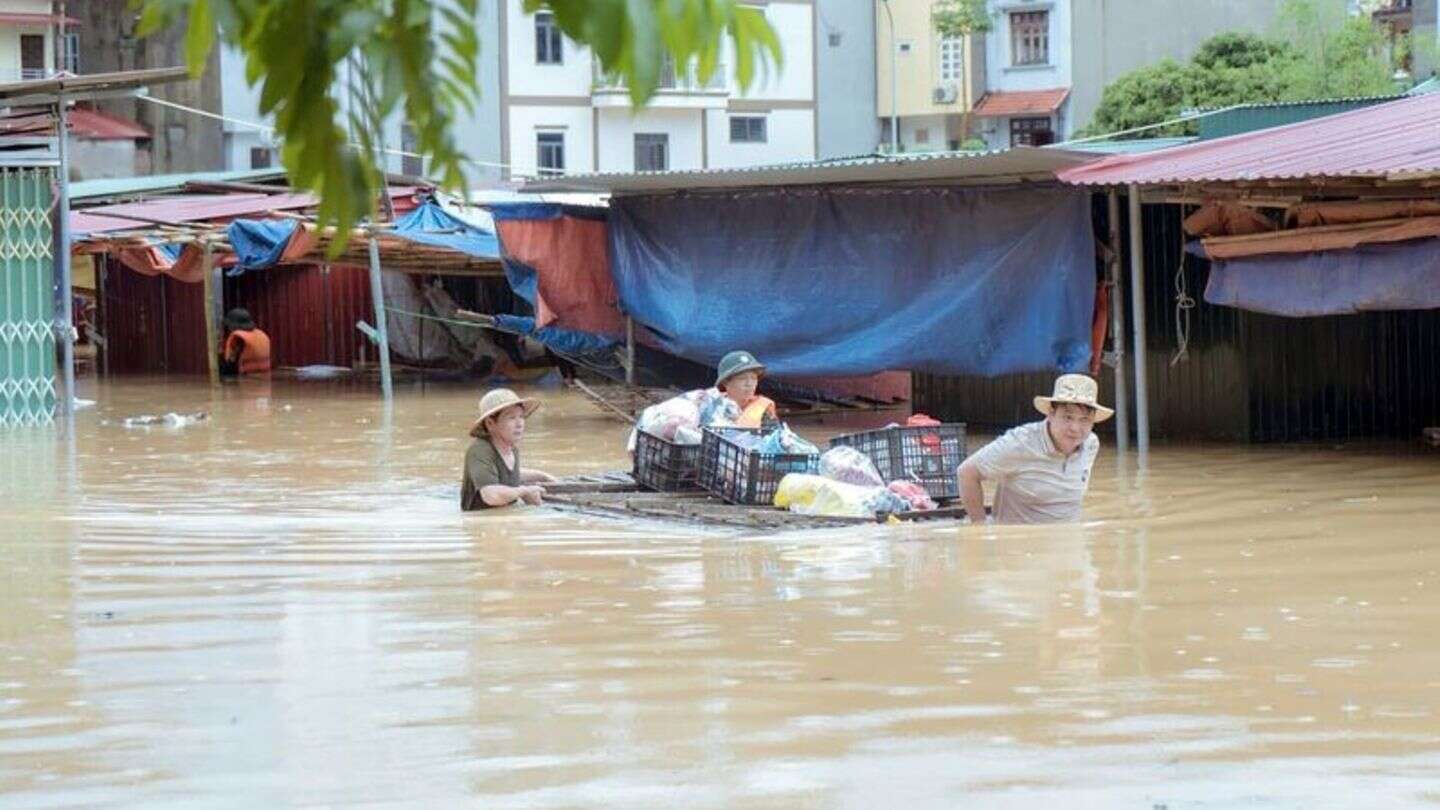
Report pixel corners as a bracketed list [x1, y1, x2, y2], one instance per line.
[607, 185, 1096, 377]
[392, 200, 501, 258]
[1204, 240, 1440, 316]
[226, 219, 298, 273]
[492, 313, 616, 356]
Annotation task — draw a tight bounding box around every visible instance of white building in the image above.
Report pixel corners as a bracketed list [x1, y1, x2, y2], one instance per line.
[218, 2, 818, 181]
[496, 0, 817, 179]
[0, 0, 75, 83]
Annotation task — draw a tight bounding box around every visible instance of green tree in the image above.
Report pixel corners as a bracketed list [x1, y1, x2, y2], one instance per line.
[931, 0, 991, 38]
[136, 0, 782, 239]
[1082, 0, 1400, 139]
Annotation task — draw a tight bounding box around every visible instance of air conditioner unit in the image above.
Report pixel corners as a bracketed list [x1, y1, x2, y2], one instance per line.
[932, 83, 958, 104]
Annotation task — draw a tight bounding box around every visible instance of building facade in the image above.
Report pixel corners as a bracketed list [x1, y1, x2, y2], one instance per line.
[815, 0, 881, 159]
[873, 0, 986, 153]
[874, 0, 1288, 153]
[493, 0, 820, 179]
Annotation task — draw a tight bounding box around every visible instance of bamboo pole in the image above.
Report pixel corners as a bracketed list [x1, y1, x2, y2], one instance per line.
[1106, 189, 1129, 455]
[1127, 185, 1150, 458]
[367, 235, 393, 400]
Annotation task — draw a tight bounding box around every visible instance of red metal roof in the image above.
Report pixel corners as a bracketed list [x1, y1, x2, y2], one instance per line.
[72, 187, 424, 237]
[972, 88, 1070, 118]
[67, 108, 149, 140]
[1060, 92, 1440, 186]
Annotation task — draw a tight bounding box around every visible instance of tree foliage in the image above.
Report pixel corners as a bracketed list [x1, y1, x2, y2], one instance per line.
[135, 0, 782, 241]
[1083, 0, 1400, 139]
[932, 0, 991, 38]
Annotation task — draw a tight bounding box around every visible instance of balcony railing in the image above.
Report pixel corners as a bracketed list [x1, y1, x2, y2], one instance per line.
[20, 68, 48, 81]
[593, 57, 727, 93]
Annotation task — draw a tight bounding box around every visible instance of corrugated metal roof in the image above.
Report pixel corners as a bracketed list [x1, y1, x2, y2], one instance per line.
[972, 88, 1070, 118]
[1068, 137, 1198, 155]
[0, 67, 190, 105]
[70, 169, 288, 201]
[67, 108, 149, 141]
[521, 147, 1099, 194]
[1059, 92, 1440, 186]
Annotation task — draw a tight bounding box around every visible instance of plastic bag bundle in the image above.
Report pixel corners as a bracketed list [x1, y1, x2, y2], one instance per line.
[758, 425, 820, 456]
[774, 474, 912, 518]
[887, 480, 937, 512]
[819, 446, 884, 487]
[696, 389, 741, 428]
[640, 397, 701, 441]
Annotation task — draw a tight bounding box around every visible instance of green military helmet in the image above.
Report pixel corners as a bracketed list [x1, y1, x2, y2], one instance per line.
[715, 350, 766, 389]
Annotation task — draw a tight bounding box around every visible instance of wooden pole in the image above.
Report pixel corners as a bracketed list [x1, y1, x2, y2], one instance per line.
[1106, 189, 1129, 455]
[625, 315, 636, 386]
[202, 242, 219, 385]
[367, 235, 393, 400]
[55, 89, 75, 414]
[1126, 185, 1150, 458]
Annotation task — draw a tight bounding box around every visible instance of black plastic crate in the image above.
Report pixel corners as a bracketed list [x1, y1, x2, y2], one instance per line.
[829, 423, 967, 500]
[633, 429, 703, 492]
[698, 426, 820, 505]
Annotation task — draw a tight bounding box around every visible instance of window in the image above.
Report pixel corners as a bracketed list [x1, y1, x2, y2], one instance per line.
[1010, 10, 1049, 66]
[1009, 116, 1054, 146]
[634, 133, 668, 172]
[897, 40, 914, 55]
[401, 124, 424, 176]
[828, 31, 843, 47]
[939, 36, 964, 82]
[63, 33, 79, 74]
[729, 116, 766, 143]
[20, 35, 45, 80]
[249, 148, 273, 169]
[536, 131, 565, 176]
[914, 128, 930, 145]
[535, 12, 562, 65]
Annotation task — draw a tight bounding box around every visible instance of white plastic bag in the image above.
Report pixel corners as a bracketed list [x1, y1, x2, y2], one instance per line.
[819, 446, 884, 487]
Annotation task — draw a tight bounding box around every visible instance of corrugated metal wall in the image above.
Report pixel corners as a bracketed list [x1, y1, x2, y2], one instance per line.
[915, 200, 1440, 442]
[224, 265, 373, 368]
[100, 257, 207, 376]
[102, 261, 372, 374]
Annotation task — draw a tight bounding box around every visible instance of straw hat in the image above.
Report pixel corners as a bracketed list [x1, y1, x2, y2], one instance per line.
[1034, 373, 1114, 422]
[470, 388, 541, 437]
[715, 350, 766, 389]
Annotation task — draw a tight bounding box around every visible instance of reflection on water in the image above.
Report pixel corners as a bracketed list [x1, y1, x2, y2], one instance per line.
[2, 377, 1438, 808]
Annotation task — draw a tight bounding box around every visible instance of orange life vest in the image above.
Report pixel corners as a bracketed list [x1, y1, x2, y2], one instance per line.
[224, 328, 272, 375]
[735, 395, 777, 428]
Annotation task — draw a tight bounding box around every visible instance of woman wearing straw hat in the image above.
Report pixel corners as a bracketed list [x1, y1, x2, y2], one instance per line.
[461, 388, 557, 510]
[957, 373, 1113, 525]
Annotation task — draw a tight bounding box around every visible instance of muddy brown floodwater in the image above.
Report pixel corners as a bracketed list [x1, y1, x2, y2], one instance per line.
[2, 377, 1438, 808]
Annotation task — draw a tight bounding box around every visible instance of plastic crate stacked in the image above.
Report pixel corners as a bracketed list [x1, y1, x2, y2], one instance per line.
[632, 429, 703, 492]
[698, 426, 820, 505]
[829, 423, 967, 500]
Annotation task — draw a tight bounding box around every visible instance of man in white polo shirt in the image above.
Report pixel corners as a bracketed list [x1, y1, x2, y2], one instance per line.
[958, 374, 1114, 524]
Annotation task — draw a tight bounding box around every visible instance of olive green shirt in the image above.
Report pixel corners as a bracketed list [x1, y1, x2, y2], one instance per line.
[461, 438, 522, 511]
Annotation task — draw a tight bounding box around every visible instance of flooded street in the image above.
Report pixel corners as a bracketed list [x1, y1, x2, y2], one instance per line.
[2, 378, 1438, 808]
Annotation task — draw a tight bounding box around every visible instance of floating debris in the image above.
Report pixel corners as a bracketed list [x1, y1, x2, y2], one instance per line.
[122, 411, 211, 430]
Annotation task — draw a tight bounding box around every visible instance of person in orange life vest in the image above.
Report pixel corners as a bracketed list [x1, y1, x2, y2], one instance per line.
[219, 307, 272, 378]
[715, 350, 778, 428]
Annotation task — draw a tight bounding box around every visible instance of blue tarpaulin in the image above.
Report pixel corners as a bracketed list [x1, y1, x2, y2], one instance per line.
[392, 200, 501, 258]
[492, 313, 616, 356]
[607, 185, 1096, 377]
[1203, 239, 1440, 316]
[226, 219, 299, 273]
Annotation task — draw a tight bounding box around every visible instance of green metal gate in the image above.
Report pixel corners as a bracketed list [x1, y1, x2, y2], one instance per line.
[0, 167, 56, 427]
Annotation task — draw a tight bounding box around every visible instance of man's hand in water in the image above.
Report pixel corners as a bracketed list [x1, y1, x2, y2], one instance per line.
[519, 485, 546, 506]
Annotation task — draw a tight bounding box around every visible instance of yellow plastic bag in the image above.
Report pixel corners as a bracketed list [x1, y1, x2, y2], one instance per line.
[774, 473, 882, 519]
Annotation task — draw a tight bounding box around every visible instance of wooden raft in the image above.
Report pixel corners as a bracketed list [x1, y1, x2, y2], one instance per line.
[545, 472, 967, 531]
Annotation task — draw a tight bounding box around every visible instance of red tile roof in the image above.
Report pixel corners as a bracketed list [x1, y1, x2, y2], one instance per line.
[67, 108, 149, 141]
[972, 88, 1070, 118]
[1060, 92, 1440, 186]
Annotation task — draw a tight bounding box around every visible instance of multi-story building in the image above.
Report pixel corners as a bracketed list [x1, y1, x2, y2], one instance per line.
[875, 0, 1288, 153]
[490, 0, 820, 180]
[219, 1, 836, 181]
[873, 0, 987, 153]
[972, 0, 1288, 150]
